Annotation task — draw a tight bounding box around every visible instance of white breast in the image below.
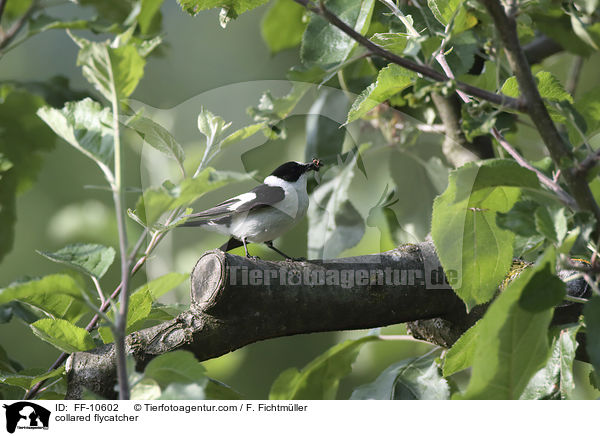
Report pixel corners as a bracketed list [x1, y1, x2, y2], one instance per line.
[229, 173, 310, 243]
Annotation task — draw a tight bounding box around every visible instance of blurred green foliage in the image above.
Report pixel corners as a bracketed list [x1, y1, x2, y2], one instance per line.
[1, 0, 600, 401]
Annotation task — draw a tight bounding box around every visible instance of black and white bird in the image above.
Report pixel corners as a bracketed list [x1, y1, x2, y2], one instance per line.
[180, 159, 321, 260]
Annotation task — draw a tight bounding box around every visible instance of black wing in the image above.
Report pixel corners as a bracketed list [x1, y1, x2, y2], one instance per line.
[180, 184, 285, 226]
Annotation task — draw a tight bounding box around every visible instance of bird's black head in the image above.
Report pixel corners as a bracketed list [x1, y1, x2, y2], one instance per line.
[270, 159, 321, 182]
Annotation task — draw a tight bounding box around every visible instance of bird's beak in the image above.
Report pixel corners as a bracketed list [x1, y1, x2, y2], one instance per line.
[306, 158, 321, 172]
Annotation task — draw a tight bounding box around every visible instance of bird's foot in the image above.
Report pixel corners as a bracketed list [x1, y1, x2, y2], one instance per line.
[246, 255, 261, 260]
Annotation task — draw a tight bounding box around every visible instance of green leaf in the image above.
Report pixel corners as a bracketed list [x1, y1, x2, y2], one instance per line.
[2, 0, 33, 22]
[460, 103, 498, 142]
[301, 0, 375, 68]
[205, 379, 243, 400]
[269, 335, 379, 400]
[71, 33, 145, 103]
[127, 290, 154, 329]
[444, 31, 479, 76]
[369, 33, 408, 56]
[570, 84, 600, 141]
[529, 9, 593, 57]
[138, 0, 165, 34]
[131, 378, 162, 400]
[143, 350, 207, 388]
[197, 107, 232, 145]
[520, 324, 580, 399]
[146, 303, 187, 321]
[442, 321, 481, 377]
[26, 14, 92, 38]
[431, 159, 540, 309]
[158, 382, 206, 399]
[534, 206, 567, 245]
[427, 0, 477, 34]
[496, 200, 539, 237]
[137, 168, 250, 226]
[308, 146, 368, 259]
[0, 344, 18, 372]
[78, 0, 136, 25]
[570, 16, 600, 50]
[30, 319, 96, 353]
[37, 98, 114, 172]
[501, 71, 573, 122]
[99, 289, 154, 342]
[220, 122, 266, 149]
[248, 83, 310, 125]
[351, 351, 449, 399]
[346, 64, 416, 124]
[132, 273, 189, 299]
[590, 369, 600, 391]
[517, 263, 565, 312]
[37, 243, 116, 279]
[0, 366, 65, 390]
[461, 250, 560, 399]
[0, 275, 88, 324]
[177, 0, 269, 18]
[261, 0, 307, 54]
[0, 274, 86, 305]
[584, 296, 600, 382]
[128, 116, 185, 174]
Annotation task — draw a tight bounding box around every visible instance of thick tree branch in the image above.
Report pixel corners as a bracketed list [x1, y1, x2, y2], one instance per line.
[431, 92, 495, 163]
[64, 242, 588, 399]
[523, 35, 563, 65]
[291, 0, 524, 112]
[479, 0, 600, 229]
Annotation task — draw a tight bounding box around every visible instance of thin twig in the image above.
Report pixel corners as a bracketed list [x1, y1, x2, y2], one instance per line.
[377, 334, 433, 345]
[91, 276, 106, 305]
[434, 53, 471, 103]
[106, 48, 131, 400]
[491, 128, 579, 210]
[564, 294, 589, 304]
[566, 56, 584, 97]
[25, 210, 180, 400]
[128, 228, 149, 265]
[25, 231, 159, 400]
[292, 0, 524, 111]
[0, 0, 38, 50]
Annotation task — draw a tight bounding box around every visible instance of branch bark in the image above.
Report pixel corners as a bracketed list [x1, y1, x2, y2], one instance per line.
[431, 92, 495, 164]
[64, 242, 588, 399]
[479, 0, 600, 230]
[523, 35, 563, 65]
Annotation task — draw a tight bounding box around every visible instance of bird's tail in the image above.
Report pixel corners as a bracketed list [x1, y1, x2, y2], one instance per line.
[179, 218, 211, 227]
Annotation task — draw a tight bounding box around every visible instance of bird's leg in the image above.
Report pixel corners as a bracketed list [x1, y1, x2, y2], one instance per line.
[242, 238, 260, 260]
[265, 241, 305, 261]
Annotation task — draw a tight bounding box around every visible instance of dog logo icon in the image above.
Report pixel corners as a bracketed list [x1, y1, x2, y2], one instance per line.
[2, 402, 50, 433]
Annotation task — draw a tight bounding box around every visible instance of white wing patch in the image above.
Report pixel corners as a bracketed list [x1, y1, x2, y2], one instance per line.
[229, 192, 257, 211]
